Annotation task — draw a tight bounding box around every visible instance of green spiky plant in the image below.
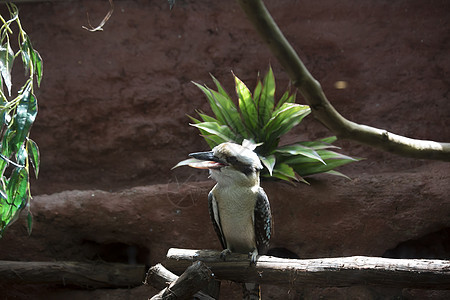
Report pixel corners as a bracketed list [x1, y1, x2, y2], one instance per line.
[175, 67, 359, 183]
[0, 4, 42, 237]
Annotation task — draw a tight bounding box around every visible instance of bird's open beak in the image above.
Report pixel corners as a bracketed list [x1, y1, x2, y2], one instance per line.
[188, 151, 227, 169]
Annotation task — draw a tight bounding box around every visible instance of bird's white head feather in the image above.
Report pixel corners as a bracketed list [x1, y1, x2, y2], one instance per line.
[189, 141, 263, 186]
[210, 142, 262, 186]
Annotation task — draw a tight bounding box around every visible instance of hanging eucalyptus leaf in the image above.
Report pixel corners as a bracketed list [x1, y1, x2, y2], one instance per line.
[27, 138, 40, 178]
[0, 43, 14, 96]
[0, 3, 42, 237]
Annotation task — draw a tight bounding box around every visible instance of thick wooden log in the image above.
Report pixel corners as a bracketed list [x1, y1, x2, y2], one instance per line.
[0, 260, 145, 288]
[150, 261, 214, 300]
[164, 248, 450, 290]
[145, 263, 215, 300]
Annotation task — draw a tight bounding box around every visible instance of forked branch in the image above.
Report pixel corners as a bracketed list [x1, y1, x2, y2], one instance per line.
[236, 0, 450, 161]
[147, 262, 215, 300]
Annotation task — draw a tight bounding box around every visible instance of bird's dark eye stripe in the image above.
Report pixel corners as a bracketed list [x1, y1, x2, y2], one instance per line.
[227, 156, 238, 163]
[224, 156, 257, 176]
[240, 166, 254, 176]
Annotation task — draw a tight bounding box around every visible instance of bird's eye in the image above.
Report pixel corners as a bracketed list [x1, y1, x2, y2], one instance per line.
[227, 156, 238, 164]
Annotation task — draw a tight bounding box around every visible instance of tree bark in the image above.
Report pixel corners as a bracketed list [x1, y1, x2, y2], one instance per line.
[145, 263, 216, 300]
[236, 0, 450, 162]
[164, 248, 450, 290]
[0, 260, 145, 288]
[149, 261, 215, 300]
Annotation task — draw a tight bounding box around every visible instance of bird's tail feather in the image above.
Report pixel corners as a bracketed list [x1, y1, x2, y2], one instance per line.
[242, 282, 260, 300]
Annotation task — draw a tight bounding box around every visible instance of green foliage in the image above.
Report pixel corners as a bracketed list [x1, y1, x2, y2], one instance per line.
[177, 67, 359, 183]
[0, 4, 42, 237]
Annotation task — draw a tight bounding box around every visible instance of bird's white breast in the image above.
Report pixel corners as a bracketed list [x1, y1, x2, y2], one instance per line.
[212, 184, 259, 253]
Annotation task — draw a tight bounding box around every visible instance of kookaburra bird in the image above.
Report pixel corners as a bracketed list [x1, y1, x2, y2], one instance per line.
[189, 141, 272, 300]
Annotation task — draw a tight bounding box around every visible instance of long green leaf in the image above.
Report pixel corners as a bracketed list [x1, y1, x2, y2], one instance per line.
[27, 138, 39, 178]
[0, 109, 11, 128]
[211, 74, 231, 99]
[195, 111, 218, 123]
[1, 167, 28, 235]
[194, 81, 248, 139]
[275, 90, 289, 111]
[12, 84, 37, 153]
[272, 162, 298, 182]
[284, 149, 357, 164]
[275, 144, 325, 164]
[20, 36, 31, 72]
[32, 49, 43, 87]
[297, 138, 340, 150]
[264, 103, 310, 142]
[210, 74, 249, 136]
[0, 128, 14, 176]
[263, 171, 290, 182]
[188, 116, 224, 148]
[286, 150, 360, 177]
[286, 93, 296, 104]
[324, 170, 352, 180]
[0, 43, 14, 96]
[275, 84, 296, 110]
[320, 136, 337, 144]
[259, 154, 275, 176]
[6, 168, 28, 207]
[258, 66, 275, 125]
[253, 80, 262, 109]
[192, 82, 227, 125]
[208, 89, 248, 138]
[21, 35, 43, 85]
[235, 74, 258, 134]
[16, 144, 27, 166]
[190, 122, 235, 143]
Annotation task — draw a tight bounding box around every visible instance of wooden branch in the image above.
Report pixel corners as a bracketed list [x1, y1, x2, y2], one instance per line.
[236, 0, 450, 162]
[164, 248, 450, 290]
[145, 263, 215, 300]
[145, 263, 179, 289]
[150, 261, 215, 300]
[0, 260, 145, 288]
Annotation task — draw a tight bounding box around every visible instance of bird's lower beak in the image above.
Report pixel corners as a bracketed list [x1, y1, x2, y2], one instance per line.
[188, 151, 226, 169]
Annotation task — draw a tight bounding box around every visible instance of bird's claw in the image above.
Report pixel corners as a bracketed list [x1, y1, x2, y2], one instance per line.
[220, 249, 232, 261]
[249, 249, 258, 265]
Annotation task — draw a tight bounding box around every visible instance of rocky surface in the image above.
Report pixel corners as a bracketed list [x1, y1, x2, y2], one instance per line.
[0, 0, 449, 299]
[2, 163, 449, 298]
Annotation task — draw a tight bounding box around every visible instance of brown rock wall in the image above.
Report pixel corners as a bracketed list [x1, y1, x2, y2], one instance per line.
[11, 0, 448, 194]
[0, 0, 449, 298]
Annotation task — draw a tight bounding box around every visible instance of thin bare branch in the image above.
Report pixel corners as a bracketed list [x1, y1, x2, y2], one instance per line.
[236, 0, 450, 162]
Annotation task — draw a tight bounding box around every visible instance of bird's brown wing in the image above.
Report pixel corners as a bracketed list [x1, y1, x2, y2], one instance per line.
[254, 187, 272, 254]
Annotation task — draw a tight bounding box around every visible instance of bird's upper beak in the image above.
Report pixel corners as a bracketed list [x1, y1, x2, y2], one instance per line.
[188, 151, 227, 169]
